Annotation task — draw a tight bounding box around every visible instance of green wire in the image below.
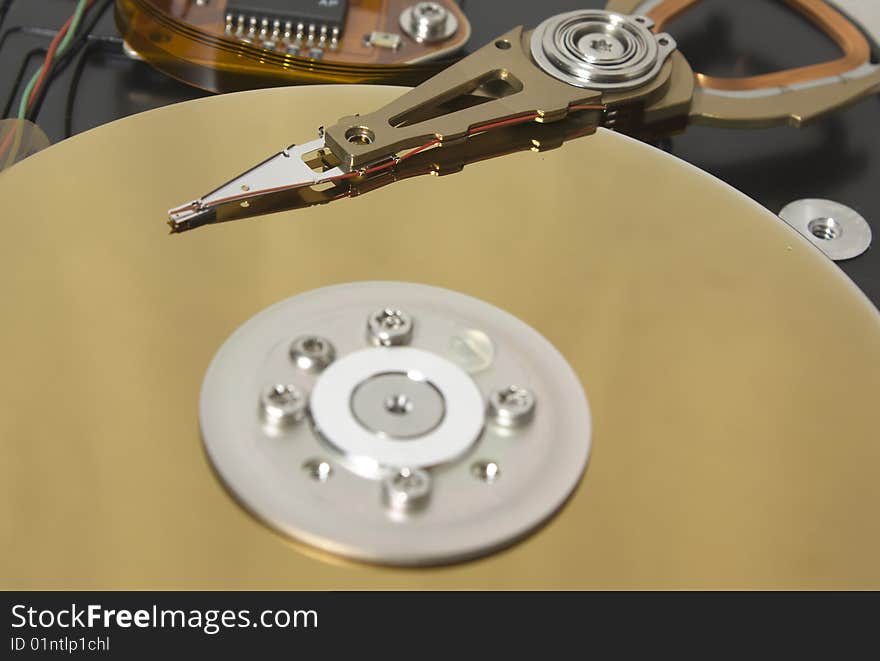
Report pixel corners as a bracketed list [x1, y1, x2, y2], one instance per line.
[4, 0, 90, 170]
[16, 0, 91, 121]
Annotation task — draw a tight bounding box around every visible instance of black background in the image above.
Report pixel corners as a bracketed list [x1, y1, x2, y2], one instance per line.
[2, 591, 877, 655]
[1, 0, 878, 305]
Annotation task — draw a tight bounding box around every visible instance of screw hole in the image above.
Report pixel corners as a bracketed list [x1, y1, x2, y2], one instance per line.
[472, 460, 500, 483]
[495, 39, 511, 50]
[302, 337, 325, 354]
[384, 394, 414, 415]
[392, 468, 425, 491]
[302, 459, 333, 482]
[498, 385, 530, 407]
[377, 309, 405, 329]
[658, 37, 670, 46]
[267, 384, 300, 405]
[808, 217, 843, 241]
[345, 126, 375, 145]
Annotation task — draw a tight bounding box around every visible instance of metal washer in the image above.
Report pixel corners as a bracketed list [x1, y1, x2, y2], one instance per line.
[779, 198, 872, 261]
[350, 372, 446, 439]
[311, 347, 485, 474]
[199, 282, 592, 566]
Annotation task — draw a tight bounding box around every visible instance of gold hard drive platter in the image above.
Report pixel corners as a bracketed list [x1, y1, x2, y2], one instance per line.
[1, 85, 878, 589]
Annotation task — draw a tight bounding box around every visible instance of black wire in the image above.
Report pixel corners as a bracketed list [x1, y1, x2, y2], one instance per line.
[1, 26, 78, 110]
[64, 40, 95, 138]
[26, 0, 115, 122]
[0, 3, 37, 112]
[3, 47, 46, 118]
[0, 23, 24, 53]
[0, 0, 17, 36]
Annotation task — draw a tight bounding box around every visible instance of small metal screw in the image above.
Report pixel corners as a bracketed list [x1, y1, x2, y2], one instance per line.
[367, 308, 414, 347]
[383, 467, 431, 512]
[290, 335, 336, 372]
[302, 459, 333, 482]
[471, 460, 500, 483]
[260, 384, 308, 427]
[411, 2, 447, 36]
[401, 1, 456, 44]
[415, 1, 444, 17]
[487, 385, 536, 427]
[384, 393, 413, 415]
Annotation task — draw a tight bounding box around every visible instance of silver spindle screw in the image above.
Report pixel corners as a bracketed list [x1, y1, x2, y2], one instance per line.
[367, 308, 414, 347]
[289, 335, 336, 372]
[260, 384, 308, 427]
[383, 467, 431, 512]
[487, 385, 536, 427]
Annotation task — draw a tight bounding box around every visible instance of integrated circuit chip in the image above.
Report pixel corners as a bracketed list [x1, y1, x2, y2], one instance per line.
[229, 0, 348, 33]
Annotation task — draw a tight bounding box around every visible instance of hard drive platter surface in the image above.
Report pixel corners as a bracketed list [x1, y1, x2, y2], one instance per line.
[1, 85, 878, 588]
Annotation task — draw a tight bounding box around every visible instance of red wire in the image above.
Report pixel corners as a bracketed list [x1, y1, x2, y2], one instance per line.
[169, 104, 608, 214]
[29, 5, 91, 111]
[469, 113, 539, 133]
[0, 2, 93, 165]
[330, 106, 605, 184]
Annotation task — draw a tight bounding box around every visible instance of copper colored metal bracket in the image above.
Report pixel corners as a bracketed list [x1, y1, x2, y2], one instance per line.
[645, 0, 870, 92]
[606, 0, 880, 126]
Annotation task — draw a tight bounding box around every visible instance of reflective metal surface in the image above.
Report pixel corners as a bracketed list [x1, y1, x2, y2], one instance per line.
[530, 10, 676, 90]
[400, 2, 459, 44]
[200, 282, 591, 565]
[780, 198, 873, 261]
[1, 85, 879, 588]
[609, 0, 880, 127]
[351, 372, 446, 439]
[631, 0, 876, 94]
